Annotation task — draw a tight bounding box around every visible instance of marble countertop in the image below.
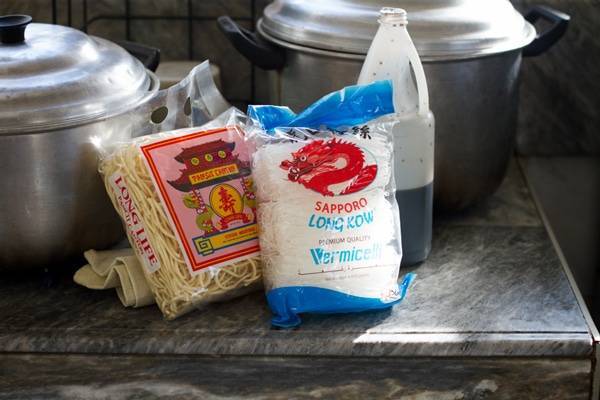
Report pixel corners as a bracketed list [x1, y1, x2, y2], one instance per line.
[0, 161, 595, 359]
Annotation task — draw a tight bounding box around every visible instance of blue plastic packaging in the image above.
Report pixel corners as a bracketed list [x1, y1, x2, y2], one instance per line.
[249, 80, 414, 328]
[248, 80, 395, 131]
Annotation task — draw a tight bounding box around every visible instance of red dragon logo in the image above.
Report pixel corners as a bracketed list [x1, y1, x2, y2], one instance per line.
[280, 138, 377, 196]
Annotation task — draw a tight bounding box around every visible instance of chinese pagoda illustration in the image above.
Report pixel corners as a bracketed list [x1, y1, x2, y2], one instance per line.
[169, 139, 256, 236]
[168, 139, 251, 192]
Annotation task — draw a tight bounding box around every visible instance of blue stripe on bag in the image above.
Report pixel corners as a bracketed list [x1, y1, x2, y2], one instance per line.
[266, 273, 415, 328]
[248, 80, 394, 132]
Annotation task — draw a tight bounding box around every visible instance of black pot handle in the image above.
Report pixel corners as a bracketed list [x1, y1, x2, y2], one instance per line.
[217, 16, 285, 70]
[117, 40, 161, 72]
[523, 5, 570, 57]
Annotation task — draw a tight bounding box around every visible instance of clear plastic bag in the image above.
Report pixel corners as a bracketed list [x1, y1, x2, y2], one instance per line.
[98, 65, 261, 320]
[248, 80, 414, 328]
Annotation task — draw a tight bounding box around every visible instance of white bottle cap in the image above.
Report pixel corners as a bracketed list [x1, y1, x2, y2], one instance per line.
[379, 8, 408, 25]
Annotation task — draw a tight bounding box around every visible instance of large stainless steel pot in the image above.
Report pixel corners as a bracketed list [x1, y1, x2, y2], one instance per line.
[218, 1, 570, 211]
[0, 16, 160, 269]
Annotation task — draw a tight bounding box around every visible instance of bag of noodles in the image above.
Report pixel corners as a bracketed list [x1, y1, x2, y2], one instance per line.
[248, 80, 414, 328]
[99, 105, 261, 319]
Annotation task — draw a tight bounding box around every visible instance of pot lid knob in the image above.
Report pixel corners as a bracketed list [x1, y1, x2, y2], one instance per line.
[0, 15, 32, 44]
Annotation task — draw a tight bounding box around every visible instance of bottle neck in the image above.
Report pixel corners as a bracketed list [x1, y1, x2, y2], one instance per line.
[358, 8, 429, 116]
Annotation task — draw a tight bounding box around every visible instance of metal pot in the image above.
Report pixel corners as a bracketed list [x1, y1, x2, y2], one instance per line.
[0, 16, 161, 269]
[218, 1, 570, 211]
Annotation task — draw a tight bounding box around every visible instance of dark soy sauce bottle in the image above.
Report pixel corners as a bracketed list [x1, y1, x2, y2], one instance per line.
[358, 8, 434, 266]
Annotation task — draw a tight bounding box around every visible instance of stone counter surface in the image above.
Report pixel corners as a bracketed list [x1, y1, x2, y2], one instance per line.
[0, 161, 598, 399]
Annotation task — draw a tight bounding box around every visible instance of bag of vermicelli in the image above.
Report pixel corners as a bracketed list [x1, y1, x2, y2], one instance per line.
[99, 108, 261, 319]
[248, 80, 415, 328]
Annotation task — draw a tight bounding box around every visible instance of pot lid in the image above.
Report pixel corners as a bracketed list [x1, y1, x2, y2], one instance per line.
[258, 0, 536, 60]
[0, 15, 156, 134]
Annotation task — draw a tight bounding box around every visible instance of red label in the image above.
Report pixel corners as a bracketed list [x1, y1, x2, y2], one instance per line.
[109, 173, 161, 273]
[139, 126, 259, 274]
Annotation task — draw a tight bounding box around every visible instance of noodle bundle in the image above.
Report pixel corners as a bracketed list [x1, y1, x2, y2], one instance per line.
[100, 128, 261, 319]
[246, 81, 412, 328]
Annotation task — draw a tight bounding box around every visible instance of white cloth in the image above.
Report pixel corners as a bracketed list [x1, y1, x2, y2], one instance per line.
[73, 248, 155, 308]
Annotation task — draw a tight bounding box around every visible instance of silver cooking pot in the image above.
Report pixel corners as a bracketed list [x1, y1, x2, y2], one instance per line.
[0, 16, 162, 269]
[218, 1, 569, 211]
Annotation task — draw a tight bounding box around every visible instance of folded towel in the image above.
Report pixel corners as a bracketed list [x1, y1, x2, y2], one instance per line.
[74, 248, 154, 308]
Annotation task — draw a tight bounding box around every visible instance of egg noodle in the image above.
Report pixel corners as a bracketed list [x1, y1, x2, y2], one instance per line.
[100, 141, 261, 320]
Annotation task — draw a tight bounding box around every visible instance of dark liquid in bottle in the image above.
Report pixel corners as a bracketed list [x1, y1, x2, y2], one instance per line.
[395, 181, 433, 266]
